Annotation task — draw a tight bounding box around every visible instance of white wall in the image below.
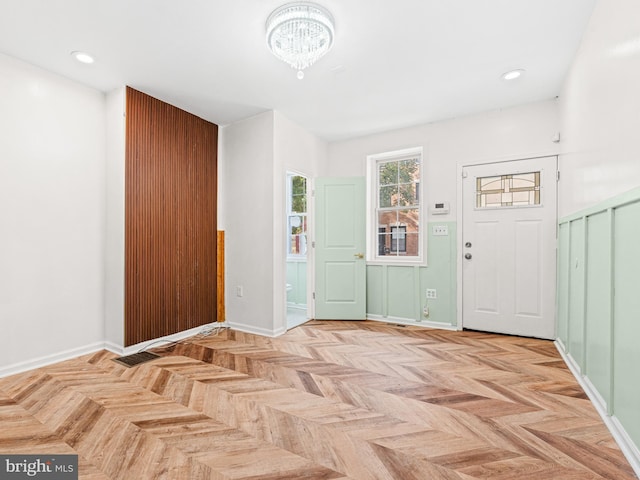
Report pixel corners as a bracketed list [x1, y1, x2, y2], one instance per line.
[220, 111, 277, 335]
[104, 87, 126, 348]
[273, 111, 327, 328]
[220, 110, 327, 335]
[0, 53, 106, 374]
[327, 100, 561, 220]
[274, 111, 327, 178]
[559, 0, 640, 217]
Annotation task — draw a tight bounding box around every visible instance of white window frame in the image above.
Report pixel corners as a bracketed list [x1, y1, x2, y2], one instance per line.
[366, 146, 425, 265]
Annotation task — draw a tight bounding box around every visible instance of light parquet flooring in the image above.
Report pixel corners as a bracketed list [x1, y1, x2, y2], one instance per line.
[0, 321, 636, 479]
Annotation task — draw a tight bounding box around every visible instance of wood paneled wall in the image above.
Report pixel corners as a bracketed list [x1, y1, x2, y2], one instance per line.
[125, 87, 218, 346]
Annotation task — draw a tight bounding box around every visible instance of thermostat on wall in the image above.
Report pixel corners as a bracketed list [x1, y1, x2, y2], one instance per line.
[431, 202, 449, 215]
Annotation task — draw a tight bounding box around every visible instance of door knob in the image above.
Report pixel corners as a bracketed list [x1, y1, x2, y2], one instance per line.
[354, 253, 364, 259]
[465, 253, 472, 260]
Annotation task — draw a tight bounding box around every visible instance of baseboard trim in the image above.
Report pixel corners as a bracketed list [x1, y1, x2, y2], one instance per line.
[0, 342, 107, 378]
[226, 321, 287, 337]
[554, 340, 640, 478]
[367, 314, 458, 331]
[1, 323, 228, 378]
[611, 415, 640, 476]
[286, 304, 307, 311]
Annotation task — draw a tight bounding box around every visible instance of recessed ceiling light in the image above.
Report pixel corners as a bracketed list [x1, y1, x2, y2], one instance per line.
[502, 69, 525, 81]
[71, 51, 95, 64]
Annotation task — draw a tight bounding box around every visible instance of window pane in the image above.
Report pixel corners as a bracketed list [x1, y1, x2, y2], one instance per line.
[290, 234, 307, 255]
[289, 215, 303, 234]
[390, 226, 406, 253]
[512, 190, 532, 205]
[291, 194, 306, 213]
[378, 162, 398, 186]
[378, 227, 388, 255]
[378, 231, 391, 255]
[479, 176, 501, 190]
[398, 158, 420, 183]
[376, 209, 419, 257]
[511, 174, 535, 189]
[379, 185, 398, 207]
[378, 210, 397, 226]
[485, 193, 501, 206]
[289, 175, 307, 214]
[398, 183, 418, 206]
[288, 214, 307, 256]
[398, 209, 419, 234]
[292, 176, 306, 195]
[476, 171, 540, 208]
[404, 233, 419, 256]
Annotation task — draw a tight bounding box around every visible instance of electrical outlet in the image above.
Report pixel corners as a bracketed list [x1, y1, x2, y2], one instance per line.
[236, 286, 243, 297]
[426, 289, 437, 299]
[422, 305, 430, 318]
[433, 225, 448, 236]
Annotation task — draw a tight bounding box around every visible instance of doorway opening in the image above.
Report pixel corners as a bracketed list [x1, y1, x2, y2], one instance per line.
[286, 172, 309, 329]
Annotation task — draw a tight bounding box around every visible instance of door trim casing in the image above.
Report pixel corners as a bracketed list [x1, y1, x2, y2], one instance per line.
[455, 152, 560, 333]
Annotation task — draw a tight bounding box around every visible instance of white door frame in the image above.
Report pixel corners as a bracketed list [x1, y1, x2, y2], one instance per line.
[284, 170, 314, 330]
[308, 177, 316, 320]
[455, 152, 559, 333]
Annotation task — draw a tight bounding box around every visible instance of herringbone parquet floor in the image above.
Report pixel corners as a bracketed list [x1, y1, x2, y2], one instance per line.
[0, 321, 636, 479]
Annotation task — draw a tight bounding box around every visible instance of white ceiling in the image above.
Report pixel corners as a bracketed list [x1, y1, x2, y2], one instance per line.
[0, 0, 597, 142]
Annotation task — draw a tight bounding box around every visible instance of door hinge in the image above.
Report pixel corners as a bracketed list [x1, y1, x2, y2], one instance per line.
[312, 292, 316, 299]
[557, 171, 560, 181]
[312, 241, 315, 248]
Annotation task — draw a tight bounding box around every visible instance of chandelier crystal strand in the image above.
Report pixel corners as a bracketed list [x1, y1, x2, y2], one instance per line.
[266, 2, 335, 79]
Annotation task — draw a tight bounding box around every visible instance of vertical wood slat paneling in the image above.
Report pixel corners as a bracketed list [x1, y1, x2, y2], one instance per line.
[125, 87, 218, 346]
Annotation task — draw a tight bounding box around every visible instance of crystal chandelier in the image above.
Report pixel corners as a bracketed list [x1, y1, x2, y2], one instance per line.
[266, 2, 335, 79]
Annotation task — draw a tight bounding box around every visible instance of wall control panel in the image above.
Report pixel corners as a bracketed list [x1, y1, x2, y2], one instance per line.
[431, 202, 449, 214]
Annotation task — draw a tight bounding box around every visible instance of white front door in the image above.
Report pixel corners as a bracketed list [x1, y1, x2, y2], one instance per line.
[462, 156, 557, 339]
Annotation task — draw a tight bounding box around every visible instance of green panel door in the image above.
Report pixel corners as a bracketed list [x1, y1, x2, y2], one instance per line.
[315, 177, 366, 320]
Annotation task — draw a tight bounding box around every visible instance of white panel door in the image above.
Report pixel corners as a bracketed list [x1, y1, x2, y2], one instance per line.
[315, 177, 366, 320]
[462, 156, 557, 339]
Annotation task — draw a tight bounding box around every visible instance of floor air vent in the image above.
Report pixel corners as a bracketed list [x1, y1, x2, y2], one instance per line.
[112, 351, 160, 368]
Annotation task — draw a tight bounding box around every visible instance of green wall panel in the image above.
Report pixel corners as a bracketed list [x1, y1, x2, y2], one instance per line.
[365, 221, 457, 325]
[613, 201, 640, 446]
[559, 186, 640, 462]
[286, 260, 307, 306]
[387, 266, 418, 319]
[557, 222, 570, 346]
[584, 211, 612, 408]
[568, 218, 586, 368]
[366, 266, 384, 316]
[425, 222, 456, 325]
